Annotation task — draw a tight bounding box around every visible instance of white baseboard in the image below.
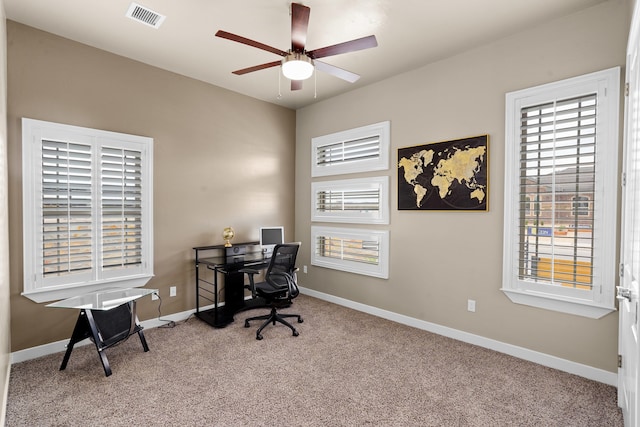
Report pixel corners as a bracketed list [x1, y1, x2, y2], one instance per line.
[299, 287, 618, 386]
[1, 357, 9, 426]
[10, 291, 618, 386]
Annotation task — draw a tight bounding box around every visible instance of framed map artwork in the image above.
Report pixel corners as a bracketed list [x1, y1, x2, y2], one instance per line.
[397, 135, 488, 211]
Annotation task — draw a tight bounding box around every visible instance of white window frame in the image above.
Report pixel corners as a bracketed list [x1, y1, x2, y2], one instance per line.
[22, 118, 154, 302]
[311, 121, 390, 177]
[502, 67, 620, 319]
[311, 226, 389, 279]
[311, 176, 389, 224]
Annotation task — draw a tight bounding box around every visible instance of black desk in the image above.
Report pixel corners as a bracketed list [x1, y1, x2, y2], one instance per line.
[194, 242, 271, 328]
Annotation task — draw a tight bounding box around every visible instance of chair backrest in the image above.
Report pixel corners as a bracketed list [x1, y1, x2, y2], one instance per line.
[265, 243, 300, 297]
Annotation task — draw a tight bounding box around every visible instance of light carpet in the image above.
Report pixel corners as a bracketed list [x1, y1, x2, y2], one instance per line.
[5, 295, 623, 426]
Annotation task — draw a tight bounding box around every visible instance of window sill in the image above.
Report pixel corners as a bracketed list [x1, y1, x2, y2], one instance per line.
[501, 288, 616, 319]
[23, 275, 154, 303]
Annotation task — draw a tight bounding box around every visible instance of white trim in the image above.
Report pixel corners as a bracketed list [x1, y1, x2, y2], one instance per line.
[311, 176, 390, 224]
[21, 118, 154, 303]
[311, 121, 390, 177]
[299, 287, 617, 386]
[311, 226, 389, 279]
[501, 287, 615, 319]
[502, 67, 620, 316]
[0, 359, 9, 426]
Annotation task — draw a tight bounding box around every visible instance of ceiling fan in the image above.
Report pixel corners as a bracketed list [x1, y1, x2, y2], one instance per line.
[215, 2, 378, 91]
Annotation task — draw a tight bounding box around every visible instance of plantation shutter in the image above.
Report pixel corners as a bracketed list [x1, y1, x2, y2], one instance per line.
[518, 93, 597, 289]
[311, 177, 389, 224]
[317, 188, 380, 213]
[315, 234, 380, 265]
[311, 121, 390, 177]
[41, 140, 93, 277]
[101, 147, 143, 270]
[316, 135, 381, 167]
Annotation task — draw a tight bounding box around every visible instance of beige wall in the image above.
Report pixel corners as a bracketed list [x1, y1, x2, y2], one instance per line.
[0, 0, 9, 422]
[6, 21, 296, 351]
[295, 0, 629, 372]
[3, 0, 630, 377]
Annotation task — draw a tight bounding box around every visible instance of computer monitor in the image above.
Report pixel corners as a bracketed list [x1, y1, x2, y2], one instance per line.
[260, 226, 284, 255]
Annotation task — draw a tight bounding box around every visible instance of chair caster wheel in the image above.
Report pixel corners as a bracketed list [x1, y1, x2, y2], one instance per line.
[292, 330, 299, 337]
[244, 321, 250, 328]
[298, 318, 304, 323]
[256, 334, 263, 340]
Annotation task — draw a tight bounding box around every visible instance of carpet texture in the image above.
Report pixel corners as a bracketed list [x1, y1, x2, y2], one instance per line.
[5, 295, 623, 426]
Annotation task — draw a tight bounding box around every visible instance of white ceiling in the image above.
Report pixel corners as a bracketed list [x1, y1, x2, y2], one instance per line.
[4, 0, 609, 110]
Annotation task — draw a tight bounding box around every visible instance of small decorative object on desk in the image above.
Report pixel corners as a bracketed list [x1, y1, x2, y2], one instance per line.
[222, 226, 235, 247]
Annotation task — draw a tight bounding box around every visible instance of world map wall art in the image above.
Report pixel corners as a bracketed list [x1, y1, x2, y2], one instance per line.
[397, 135, 488, 211]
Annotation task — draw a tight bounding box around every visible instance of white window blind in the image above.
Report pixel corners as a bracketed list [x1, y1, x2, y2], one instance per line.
[312, 121, 390, 177]
[311, 226, 389, 278]
[320, 188, 379, 211]
[518, 94, 596, 290]
[317, 135, 380, 166]
[502, 67, 619, 319]
[311, 177, 389, 224]
[42, 140, 93, 278]
[22, 118, 154, 302]
[318, 236, 379, 264]
[101, 147, 143, 270]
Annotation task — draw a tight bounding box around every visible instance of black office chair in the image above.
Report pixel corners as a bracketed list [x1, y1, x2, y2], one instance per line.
[241, 243, 303, 340]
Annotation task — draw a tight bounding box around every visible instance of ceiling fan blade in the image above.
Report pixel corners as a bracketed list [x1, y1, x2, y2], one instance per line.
[215, 30, 287, 57]
[308, 35, 378, 59]
[291, 3, 310, 52]
[314, 61, 360, 83]
[232, 60, 281, 75]
[291, 80, 303, 91]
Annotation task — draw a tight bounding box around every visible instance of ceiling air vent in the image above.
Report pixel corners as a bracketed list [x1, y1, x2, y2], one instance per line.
[126, 2, 166, 29]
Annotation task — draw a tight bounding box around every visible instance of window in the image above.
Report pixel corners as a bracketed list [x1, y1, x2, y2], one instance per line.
[312, 121, 390, 177]
[502, 67, 619, 318]
[311, 177, 389, 224]
[311, 226, 389, 279]
[22, 118, 154, 302]
[310, 121, 391, 278]
[572, 196, 590, 216]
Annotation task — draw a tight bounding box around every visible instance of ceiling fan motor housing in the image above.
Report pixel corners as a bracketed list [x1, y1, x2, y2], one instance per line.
[281, 51, 314, 80]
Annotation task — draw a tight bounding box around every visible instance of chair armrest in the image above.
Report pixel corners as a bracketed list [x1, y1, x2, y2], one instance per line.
[266, 272, 299, 298]
[239, 268, 262, 298]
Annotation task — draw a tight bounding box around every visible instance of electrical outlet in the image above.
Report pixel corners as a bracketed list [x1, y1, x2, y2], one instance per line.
[467, 299, 476, 312]
[170, 286, 177, 297]
[151, 292, 159, 301]
[303, 265, 308, 274]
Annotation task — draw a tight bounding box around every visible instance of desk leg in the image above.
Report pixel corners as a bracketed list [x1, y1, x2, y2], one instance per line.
[132, 306, 150, 353]
[214, 267, 220, 326]
[138, 329, 149, 352]
[84, 309, 112, 377]
[195, 261, 200, 314]
[59, 309, 112, 377]
[59, 310, 90, 371]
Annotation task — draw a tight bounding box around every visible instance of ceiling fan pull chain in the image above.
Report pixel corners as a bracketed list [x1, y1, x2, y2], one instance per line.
[314, 70, 317, 99]
[277, 70, 282, 99]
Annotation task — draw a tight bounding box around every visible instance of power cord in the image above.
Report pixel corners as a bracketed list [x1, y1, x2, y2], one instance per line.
[154, 292, 176, 328]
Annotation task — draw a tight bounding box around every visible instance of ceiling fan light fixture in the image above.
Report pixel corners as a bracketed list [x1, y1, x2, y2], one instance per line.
[281, 52, 314, 80]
